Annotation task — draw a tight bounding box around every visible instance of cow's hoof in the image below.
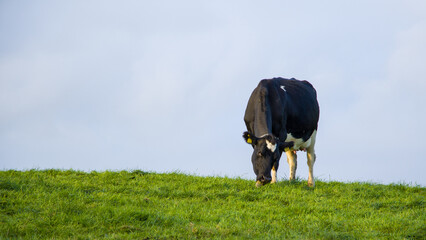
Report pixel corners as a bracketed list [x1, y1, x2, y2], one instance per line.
[255, 181, 263, 188]
[307, 181, 315, 187]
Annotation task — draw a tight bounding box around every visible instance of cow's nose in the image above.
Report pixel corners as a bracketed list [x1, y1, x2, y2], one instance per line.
[261, 176, 272, 183]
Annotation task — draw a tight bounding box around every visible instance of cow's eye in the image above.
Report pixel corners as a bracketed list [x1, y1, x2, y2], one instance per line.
[257, 151, 262, 157]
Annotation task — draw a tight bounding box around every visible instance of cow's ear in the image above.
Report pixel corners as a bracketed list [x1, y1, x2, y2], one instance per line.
[279, 141, 294, 152]
[243, 131, 256, 144]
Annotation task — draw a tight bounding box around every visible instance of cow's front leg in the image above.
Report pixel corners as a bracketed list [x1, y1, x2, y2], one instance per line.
[285, 151, 297, 181]
[271, 166, 277, 183]
[271, 161, 279, 183]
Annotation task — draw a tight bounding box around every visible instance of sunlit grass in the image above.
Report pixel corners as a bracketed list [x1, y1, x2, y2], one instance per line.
[1, 170, 424, 239]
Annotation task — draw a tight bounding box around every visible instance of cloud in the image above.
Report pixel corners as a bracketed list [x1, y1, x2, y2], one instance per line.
[313, 20, 426, 184]
[388, 22, 426, 95]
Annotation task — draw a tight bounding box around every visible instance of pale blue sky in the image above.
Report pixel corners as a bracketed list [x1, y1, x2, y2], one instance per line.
[1, 1, 425, 185]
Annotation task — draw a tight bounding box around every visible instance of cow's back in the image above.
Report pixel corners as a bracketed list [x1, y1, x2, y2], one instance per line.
[276, 78, 319, 141]
[244, 77, 319, 141]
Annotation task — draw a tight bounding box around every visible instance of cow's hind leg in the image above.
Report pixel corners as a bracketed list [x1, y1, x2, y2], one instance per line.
[306, 131, 317, 187]
[285, 151, 297, 181]
[306, 150, 316, 187]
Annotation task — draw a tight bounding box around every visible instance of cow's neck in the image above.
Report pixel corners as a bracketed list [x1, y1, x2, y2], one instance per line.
[253, 88, 273, 137]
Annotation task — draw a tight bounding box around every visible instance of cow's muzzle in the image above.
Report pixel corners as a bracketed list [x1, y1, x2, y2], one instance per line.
[256, 176, 272, 187]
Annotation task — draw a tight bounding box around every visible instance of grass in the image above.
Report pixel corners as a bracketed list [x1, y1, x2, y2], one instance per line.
[1, 169, 425, 239]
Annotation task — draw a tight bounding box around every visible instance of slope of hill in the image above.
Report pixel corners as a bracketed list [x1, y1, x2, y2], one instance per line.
[1, 170, 424, 239]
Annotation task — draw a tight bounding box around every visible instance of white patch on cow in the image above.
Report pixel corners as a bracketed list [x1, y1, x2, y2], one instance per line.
[266, 140, 277, 152]
[280, 85, 286, 92]
[258, 134, 277, 152]
[285, 130, 317, 151]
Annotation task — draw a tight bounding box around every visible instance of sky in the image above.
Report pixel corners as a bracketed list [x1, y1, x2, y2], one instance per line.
[1, 1, 425, 186]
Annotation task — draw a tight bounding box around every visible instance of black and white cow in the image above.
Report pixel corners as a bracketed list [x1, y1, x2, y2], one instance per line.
[243, 78, 319, 187]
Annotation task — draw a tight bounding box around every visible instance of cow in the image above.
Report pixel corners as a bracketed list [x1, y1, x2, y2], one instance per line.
[243, 77, 320, 187]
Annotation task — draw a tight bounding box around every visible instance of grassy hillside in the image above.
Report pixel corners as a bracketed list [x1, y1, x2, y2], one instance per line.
[1, 170, 424, 239]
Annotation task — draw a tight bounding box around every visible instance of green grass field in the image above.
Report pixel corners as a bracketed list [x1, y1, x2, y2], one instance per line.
[1, 170, 424, 239]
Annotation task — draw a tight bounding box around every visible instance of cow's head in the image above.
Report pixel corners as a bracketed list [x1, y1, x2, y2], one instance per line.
[243, 131, 293, 187]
